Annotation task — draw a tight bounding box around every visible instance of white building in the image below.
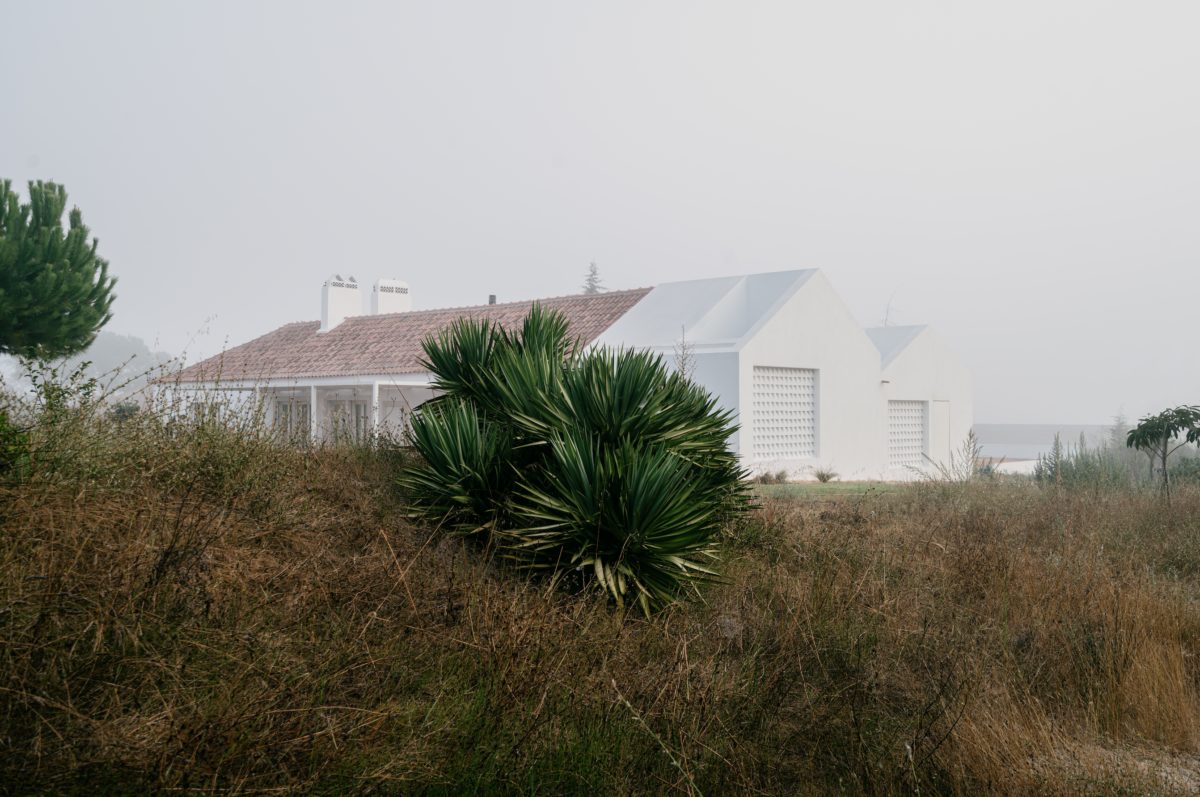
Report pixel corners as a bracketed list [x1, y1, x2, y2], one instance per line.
[172, 270, 971, 480]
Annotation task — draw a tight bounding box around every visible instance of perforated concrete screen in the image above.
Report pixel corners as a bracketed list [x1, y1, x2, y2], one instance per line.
[888, 400, 928, 467]
[752, 366, 817, 460]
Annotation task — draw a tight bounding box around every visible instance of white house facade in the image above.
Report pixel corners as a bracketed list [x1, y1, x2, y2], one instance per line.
[594, 270, 973, 480]
[170, 270, 971, 480]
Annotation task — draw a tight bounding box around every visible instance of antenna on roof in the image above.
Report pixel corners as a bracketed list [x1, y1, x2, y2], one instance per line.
[348, 275, 357, 283]
[881, 292, 897, 327]
[334, 274, 343, 282]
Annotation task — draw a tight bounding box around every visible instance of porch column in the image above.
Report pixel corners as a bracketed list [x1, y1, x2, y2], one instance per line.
[371, 381, 380, 436]
[309, 385, 319, 444]
[262, 387, 274, 428]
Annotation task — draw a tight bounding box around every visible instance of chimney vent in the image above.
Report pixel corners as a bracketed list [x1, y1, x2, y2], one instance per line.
[320, 275, 361, 332]
[372, 278, 411, 315]
[488, 294, 496, 305]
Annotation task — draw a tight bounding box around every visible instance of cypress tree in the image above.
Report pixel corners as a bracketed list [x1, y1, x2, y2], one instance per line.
[0, 180, 116, 359]
[582, 261, 604, 294]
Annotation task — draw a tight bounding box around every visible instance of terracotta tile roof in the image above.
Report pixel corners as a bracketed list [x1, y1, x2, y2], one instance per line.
[171, 288, 652, 383]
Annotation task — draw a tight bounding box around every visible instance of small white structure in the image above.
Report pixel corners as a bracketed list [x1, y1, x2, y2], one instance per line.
[371, 278, 411, 315]
[171, 269, 971, 479]
[320, 275, 362, 332]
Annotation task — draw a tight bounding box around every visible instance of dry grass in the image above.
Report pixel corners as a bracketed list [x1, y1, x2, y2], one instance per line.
[1, 404, 1199, 794]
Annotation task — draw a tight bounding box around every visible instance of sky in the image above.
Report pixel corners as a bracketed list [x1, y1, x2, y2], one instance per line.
[2, 1, 1198, 424]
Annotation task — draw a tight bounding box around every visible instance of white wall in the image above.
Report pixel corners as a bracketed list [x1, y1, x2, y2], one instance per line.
[878, 328, 974, 478]
[688, 351, 741, 454]
[738, 271, 888, 480]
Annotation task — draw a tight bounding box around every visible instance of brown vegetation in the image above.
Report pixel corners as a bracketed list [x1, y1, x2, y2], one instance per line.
[1, 411, 1199, 794]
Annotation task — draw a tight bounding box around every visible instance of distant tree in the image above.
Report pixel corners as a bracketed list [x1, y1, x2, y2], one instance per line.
[62, 331, 172, 393]
[1126, 405, 1200, 498]
[673, 325, 695, 380]
[0, 181, 116, 359]
[582, 261, 604, 294]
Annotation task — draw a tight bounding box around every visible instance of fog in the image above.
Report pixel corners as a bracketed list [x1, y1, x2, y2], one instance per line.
[3, 1, 1197, 423]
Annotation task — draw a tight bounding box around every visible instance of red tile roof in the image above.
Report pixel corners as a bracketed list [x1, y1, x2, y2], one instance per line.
[171, 288, 651, 383]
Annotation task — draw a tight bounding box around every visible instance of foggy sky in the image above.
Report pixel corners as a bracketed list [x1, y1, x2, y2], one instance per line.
[3, 1, 1197, 424]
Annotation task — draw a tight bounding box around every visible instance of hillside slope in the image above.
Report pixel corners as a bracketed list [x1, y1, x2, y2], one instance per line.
[2, 415, 1199, 795]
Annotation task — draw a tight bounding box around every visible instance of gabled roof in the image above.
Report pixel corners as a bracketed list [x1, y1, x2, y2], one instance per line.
[172, 288, 651, 383]
[595, 269, 818, 350]
[865, 325, 927, 368]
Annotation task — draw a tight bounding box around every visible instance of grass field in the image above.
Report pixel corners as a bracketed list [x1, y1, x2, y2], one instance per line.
[754, 481, 912, 499]
[2, 406, 1199, 795]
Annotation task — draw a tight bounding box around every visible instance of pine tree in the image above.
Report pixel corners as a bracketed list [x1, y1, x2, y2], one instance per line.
[0, 181, 116, 359]
[582, 261, 604, 294]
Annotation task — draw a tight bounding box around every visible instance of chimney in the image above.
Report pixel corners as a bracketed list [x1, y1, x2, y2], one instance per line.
[320, 274, 361, 332]
[372, 278, 411, 315]
[488, 294, 496, 305]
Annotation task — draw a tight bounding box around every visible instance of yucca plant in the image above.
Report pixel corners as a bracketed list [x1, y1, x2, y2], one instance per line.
[400, 304, 749, 614]
[560, 348, 747, 523]
[403, 399, 515, 534]
[420, 315, 506, 416]
[507, 432, 724, 615]
[421, 304, 576, 425]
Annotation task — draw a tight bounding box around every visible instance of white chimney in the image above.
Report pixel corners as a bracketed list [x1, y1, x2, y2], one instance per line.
[371, 278, 411, 315]
[320, 274, 361, 332]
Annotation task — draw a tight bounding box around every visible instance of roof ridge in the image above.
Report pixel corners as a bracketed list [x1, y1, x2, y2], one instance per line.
[289, 287, 653, 326]
[369, 286, 652, 319]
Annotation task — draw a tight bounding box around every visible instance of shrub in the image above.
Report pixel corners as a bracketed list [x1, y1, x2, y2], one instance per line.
[0, 406, 29, 479]
[400, 305, 749, 614]
[1034, 433, 1146, 490]
[754, 469, 788, 485]
[923, 429, 987, 482]
[813, 467, 837, 483]
[106, 399, 140, 422]
[1171, 455, 1200, 484]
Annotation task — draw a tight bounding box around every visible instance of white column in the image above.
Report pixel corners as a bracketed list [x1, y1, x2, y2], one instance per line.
[309, 385, 319, 444]
[371, 381, 380, 437]
[263, 387, 274, 428]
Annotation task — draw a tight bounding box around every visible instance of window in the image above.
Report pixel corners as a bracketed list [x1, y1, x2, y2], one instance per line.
[275, 399, 310, 442]
[354, 401, 371, 442]
[751, 366, 817, 460]
[328, 399, 371, 443]
[888, 400, 928, 467]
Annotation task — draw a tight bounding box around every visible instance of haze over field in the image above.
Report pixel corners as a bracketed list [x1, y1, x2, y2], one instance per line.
[2, 1, 1197, 423]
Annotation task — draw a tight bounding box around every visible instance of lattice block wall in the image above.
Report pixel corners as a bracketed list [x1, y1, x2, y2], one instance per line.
[751, 366, 817, 460]
[888, 400, 928, 467]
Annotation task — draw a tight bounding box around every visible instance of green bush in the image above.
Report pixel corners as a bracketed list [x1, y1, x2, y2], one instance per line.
[401, 305, 749, 614]
[1171, 455, 1200, 484]
[0, 406, 29, 480]
[1034, 433, 1145, 490]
